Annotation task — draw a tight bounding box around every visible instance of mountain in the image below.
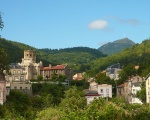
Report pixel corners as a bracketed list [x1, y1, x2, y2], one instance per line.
[98, 38, 135, 55]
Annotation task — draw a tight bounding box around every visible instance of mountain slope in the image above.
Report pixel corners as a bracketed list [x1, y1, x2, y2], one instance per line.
[0, 38, 106, 72]
[88, 38, 150, 76]
[98, 38, 135, 55]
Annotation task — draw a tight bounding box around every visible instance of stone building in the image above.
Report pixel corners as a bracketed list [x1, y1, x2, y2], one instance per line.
[18, 50, 43, 80]
[0, 72, 6, 105]
[5, 50, 43, 81]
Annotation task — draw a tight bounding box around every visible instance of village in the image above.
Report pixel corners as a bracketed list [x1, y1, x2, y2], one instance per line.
[0, 50, 149, 105]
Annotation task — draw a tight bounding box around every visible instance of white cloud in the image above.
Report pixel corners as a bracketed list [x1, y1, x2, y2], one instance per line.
[88, 20, 108, 30]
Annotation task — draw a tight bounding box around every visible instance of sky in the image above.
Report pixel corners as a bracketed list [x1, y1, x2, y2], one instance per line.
[0, 0, 150, 49]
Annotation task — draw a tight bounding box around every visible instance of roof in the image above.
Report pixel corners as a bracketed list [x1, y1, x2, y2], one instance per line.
[145, 73, 150, 80]
[117, 84, 124, 88]
[41, 64, 67, 71]
[84, 91, 100, 96]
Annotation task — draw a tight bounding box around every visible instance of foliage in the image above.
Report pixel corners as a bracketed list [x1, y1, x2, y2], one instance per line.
[70, 80, 89, 89]
[37, 75, 43, 81]
[136, 81, 146, 103]
[0, 48, 9, 73]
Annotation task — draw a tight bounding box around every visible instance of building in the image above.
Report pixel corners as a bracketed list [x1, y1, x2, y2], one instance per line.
[117, 84, 125, 97]
[106, 63, 121, 80]
[97, 84, 112, 98]
[5, 50, 43, 81]
[5, 63, 26, 82]
[117, 75, 143, 104]
[73, 73, 84, 80]
[85, 91, 101, 105]
[19, 50, 43, 80]
[146, 73, 150, 103]
[10, 83, 32, 96]
[40, 64, 71, 80]
[0, 72, 6, 105]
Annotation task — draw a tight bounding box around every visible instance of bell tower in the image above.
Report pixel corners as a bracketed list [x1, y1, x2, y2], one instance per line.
[22, 50, 36, 64]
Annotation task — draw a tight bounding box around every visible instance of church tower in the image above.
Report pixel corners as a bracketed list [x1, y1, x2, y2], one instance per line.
[22, 50, 36, 64]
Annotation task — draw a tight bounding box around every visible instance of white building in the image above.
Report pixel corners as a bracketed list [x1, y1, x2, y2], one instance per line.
[97, 84, 112, 98]
[131, 84, 142, 104]
[106, 63, 121, 80]
[146, 73, 150, 103]
[0, 73, 6, 105]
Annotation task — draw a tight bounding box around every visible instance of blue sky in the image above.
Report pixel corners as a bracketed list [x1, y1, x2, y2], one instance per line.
[0, 0, 150, 49]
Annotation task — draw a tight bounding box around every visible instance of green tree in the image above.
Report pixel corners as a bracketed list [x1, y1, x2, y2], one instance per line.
[59, 86, 86, 112]
[136, 81, 146, 103]
[37, 75, 43, 81]
[0, 48, 9, 74]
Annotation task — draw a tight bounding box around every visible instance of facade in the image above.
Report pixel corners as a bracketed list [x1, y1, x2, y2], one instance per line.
[97, 84, 112, 98]
[85, 91, 101, 105]
[5, 63, 26, 82]
[106, 63, 121, 80]
[0, 72, 6, 105]
[146, 73, 150, 103]
[117, 75, 143, 104]
[73, 73, 84, 80]
[10, 83, 32, 96]
[5, 50, 43, 81]
[131, 84, 142, 104]
[89, 81, 98, 91]
[40, 64, 71, 79]
[19, 50, 43, 80]
[117, 84, 125, 97]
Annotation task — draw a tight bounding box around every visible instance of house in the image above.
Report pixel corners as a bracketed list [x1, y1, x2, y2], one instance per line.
[89, 81, 98, 91]
[10, 83, 32, 96]
[117, 75, 143, 104]
[0, 72, 6, 105]
[97, 84, 112, 98]
[117, 84, 125, 97]
[5, 63, 26, 82]
[73, 73, 84, 80]
[106, 63, 121, 80]
[84, 91, 101, 105]
[145, 73, 150, 103]
[40, 64, 72, 80]
[130, 75, 143, 104]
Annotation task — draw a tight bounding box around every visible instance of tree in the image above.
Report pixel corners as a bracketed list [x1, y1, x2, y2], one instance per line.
[136, 81, 146, 103]
[0, 48, 9, 74]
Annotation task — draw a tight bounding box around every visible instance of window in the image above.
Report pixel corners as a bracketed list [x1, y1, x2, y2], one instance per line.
[106, 94, 109, 97]
[100, 89, 103, 93]
[0, 92, 2, 97]
[20, 87, 22, 89]
[20, 76, 24, 81]
[106, 89, 109, 93]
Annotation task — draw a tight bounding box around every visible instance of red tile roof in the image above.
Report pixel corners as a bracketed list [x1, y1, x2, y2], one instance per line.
[41, 64, 67, 71]
[117, 84, 124, 88]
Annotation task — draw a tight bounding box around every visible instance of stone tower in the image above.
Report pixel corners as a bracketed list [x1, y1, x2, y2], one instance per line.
[0, 72, 6, 105]
[22, 50, 36, 64]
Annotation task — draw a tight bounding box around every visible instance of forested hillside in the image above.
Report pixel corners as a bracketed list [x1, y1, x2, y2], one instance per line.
[88, 38, 150, 77]
[0, 38, 106, 72]
[98, 38, 135, 55]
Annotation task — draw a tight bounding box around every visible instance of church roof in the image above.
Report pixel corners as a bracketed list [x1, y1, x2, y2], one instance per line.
[41, 64, 67, 71]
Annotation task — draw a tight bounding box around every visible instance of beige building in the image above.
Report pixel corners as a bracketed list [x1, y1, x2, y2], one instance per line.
[146, 73, 150, 103]
[5, 50, 43, 81]
[0, 73, 6, 105]
[98, 84, 112, 98]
